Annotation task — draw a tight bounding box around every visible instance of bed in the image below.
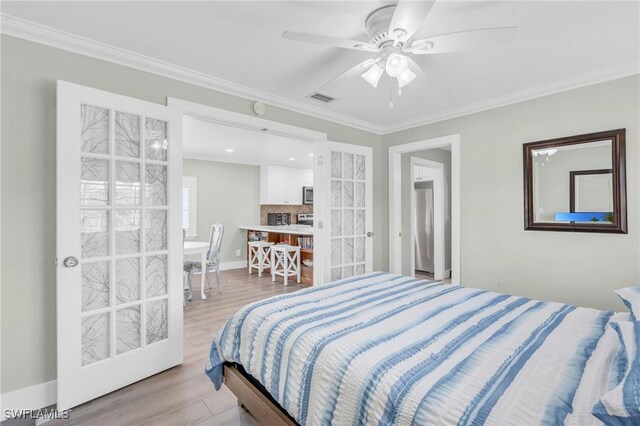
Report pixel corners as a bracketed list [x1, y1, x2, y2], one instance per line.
[205, 272, 631, 425]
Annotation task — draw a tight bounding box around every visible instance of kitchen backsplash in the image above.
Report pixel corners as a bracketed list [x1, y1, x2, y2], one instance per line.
[260, 205, 313, 224]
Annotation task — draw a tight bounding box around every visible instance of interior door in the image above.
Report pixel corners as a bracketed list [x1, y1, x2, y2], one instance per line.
[56, 81, 183, 409]
[321, 141, 373, 282]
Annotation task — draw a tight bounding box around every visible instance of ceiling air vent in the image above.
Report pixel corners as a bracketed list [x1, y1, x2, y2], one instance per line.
[309, 92, 336, 103]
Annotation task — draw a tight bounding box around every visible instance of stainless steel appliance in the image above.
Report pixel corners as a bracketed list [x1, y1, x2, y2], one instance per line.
[414, 186, 434, 274]
[302, 186, 313, 205]
[297, 213, 313, 226]
[267, 213, 291, 226]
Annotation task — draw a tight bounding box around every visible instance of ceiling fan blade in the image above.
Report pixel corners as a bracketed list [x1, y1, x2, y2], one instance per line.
[389, 0, 436, 43]
[318, 59, 378, 90]
[282, 31, 379, 52]
[406, 26, 519, 55]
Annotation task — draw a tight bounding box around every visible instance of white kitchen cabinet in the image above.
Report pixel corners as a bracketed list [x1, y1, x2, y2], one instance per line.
[302, 169, 313, 187]
[261, 165, 312, 205]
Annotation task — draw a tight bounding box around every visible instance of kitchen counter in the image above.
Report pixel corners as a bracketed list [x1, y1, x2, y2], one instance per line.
[239, 225, 314, 236]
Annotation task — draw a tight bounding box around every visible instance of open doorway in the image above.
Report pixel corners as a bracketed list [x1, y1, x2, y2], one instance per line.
[388, 134, 460, 284]
[168, 98, 328, 307]
[410, 155, 449, 281]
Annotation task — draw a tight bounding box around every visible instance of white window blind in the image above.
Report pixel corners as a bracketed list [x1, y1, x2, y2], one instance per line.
[182, 176, 197, 239]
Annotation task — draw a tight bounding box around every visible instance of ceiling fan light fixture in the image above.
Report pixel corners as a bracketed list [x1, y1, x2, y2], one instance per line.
[361, 62, 384, 88]
[397, 67, 417, 88]
[385, 53, 408, 78]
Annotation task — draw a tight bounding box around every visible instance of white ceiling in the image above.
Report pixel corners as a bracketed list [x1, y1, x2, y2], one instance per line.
[3, 1, 638, 132]
[183, 116, 316, 168]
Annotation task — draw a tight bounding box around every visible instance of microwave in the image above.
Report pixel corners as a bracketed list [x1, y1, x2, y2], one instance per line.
[302, 186, 313, 205]
[267, 213, 291, 226]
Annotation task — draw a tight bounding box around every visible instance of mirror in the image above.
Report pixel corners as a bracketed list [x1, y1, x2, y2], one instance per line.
[523, 129, 627, 233]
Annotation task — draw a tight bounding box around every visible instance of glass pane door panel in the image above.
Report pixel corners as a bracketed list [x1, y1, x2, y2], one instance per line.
[115, 210, 141, 255]
[116, 306, 141, 354]
[81, 210, 110, 258]
[81, 313, 110, 366]
[81, 261, 110, 312]
[116, 257, 141, 304]
[115, 161, 141, 205]
[355, 155, 365, 180]
[331, 210, 342, 237]
[145, 118, 168, 161]
[146, 299, 168, 344]
[115, 112, 140, 158]
[343, 153, 354, 179]
[331, 152, 342, 178]
[146, 255, 168, 297]
[145, 164, 167, 206]
[81, 158, 109, 206]
[81, 105, 109, 154]
[146, 210, 168, 251]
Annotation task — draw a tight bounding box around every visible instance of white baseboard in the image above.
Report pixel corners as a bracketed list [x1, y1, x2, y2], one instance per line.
[1, 380, 57, 419]
[219, 260, 247, 271]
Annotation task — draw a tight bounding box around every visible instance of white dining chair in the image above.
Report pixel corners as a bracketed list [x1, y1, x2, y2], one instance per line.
[184, 224, 224, 294]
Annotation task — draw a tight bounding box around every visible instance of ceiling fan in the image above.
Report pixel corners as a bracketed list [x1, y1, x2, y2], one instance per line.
[282, 0, 517, 103]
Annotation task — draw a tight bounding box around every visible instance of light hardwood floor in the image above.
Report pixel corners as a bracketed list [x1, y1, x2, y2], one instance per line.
[49, 269, 304, 426]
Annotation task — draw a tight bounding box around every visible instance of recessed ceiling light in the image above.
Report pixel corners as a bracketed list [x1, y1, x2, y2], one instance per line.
[309, 153, 314, 157]
[225, 149, 234, 153]
[289, 157, 296, 161]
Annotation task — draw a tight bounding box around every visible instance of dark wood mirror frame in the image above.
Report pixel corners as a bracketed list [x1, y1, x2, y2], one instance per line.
[523, 129, 627, 233]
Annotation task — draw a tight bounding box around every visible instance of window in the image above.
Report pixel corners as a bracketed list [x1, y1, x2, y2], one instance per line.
[182, 176, 197, 239]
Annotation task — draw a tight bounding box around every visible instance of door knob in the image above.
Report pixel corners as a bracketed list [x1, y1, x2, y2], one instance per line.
[367, 232, 374, 237]
[63, 256, 79, 268]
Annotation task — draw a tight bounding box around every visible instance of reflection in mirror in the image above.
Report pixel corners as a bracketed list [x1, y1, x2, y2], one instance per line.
[532, 140, 612, 223]
[570, 169, 613, 216]
[524, 129, 626, 233]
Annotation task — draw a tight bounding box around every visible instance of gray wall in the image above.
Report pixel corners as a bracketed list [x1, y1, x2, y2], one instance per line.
[401, 149, 452, 275]
[383, 75, 639, 313]
[182, 159, 260, 264]
[0, 35, 384, 395]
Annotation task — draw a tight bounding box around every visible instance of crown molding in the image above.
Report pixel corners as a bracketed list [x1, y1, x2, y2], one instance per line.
[0, 13, 385, 134]
[380, 62, 640, 135]
[2, 13, 638, 137]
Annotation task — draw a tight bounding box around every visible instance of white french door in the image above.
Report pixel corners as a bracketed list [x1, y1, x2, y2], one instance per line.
[321, 141, 373, 282]
[56, 81, 183, 409]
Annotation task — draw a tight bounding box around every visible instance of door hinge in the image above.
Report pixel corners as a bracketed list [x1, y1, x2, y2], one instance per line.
[317, 220, 323, 230]
[55, 257, 58, 267]
[318, 155, 323, 166]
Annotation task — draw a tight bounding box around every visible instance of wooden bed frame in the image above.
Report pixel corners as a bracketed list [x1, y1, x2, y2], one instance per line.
[223, 363, 299, 426]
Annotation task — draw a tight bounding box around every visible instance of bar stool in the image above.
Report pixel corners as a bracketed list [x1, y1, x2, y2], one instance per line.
[248, 240, 274, 277]
[271, 244, 301, 286]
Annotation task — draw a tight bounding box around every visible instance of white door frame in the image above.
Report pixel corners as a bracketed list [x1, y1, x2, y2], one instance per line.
[410, 157, 446, 280]
[388, 134, 460, 284]
[166, 98, 328, 285]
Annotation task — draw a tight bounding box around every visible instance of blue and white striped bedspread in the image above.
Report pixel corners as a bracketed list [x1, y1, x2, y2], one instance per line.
[206, 272, 626, 425]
